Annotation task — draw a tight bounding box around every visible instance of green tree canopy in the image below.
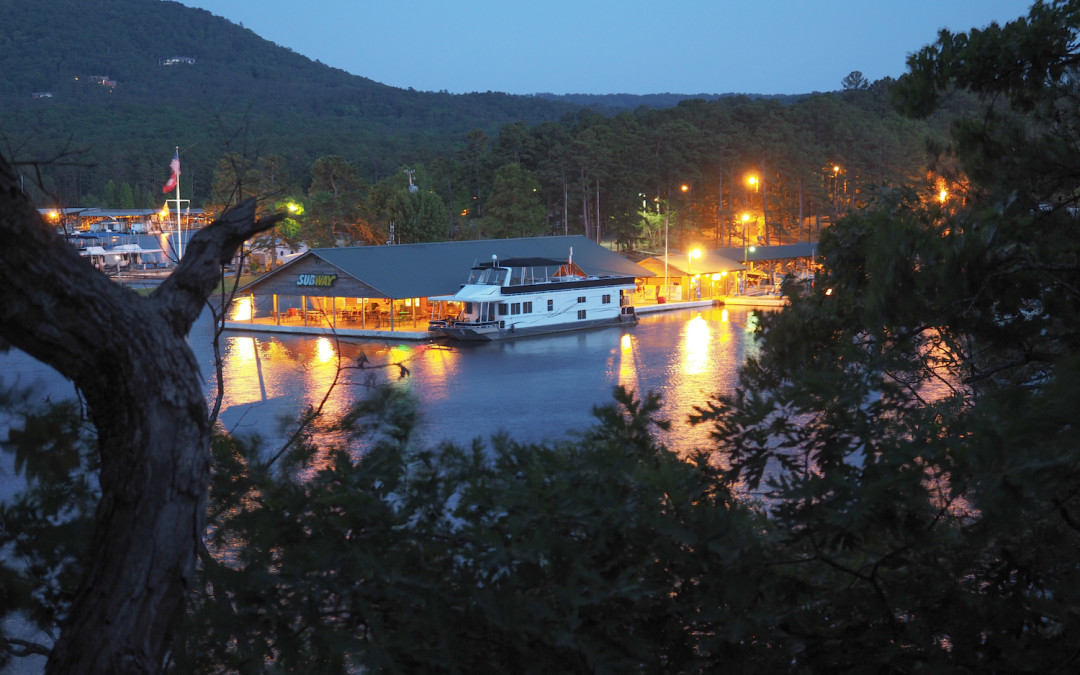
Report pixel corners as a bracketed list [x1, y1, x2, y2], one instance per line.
[482, 162, 546, 238]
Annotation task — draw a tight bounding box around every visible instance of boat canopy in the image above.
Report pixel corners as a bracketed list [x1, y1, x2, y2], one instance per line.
[472, 256, 566, 269]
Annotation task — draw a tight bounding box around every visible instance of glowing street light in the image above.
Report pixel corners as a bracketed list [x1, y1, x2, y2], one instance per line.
[688, 247, 701, 275]
[688, 247, 702, 299]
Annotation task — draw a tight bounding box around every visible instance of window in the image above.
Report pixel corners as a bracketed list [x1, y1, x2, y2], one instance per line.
[510, 302, 521, 315]
[602, 294, 611, 304]
[547, 299, 554, 311]
[577, 296, 586, 303]
[464, 302, 473, 313]
[577, 309, 587, 320]
[523, 301, 533, 313]
[498, 303, 509, 315]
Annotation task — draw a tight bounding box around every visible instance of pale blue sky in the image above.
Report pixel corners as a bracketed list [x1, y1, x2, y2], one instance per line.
[180, 0, 1037, 95]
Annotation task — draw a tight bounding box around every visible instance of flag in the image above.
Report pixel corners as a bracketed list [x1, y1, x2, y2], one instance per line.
[161, 150, 181, 193]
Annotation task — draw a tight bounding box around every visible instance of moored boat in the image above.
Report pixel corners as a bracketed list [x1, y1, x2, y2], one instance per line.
[429, 250, 638, 341]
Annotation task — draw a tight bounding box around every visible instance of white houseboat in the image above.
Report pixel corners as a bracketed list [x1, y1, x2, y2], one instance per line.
[429, 251, 638, 340]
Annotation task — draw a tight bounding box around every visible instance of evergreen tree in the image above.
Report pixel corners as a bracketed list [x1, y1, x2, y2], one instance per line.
[117, 182, 135, 209]
[483, 162, 546, 238]
[696, 1, 1080, 669]
[103, 179, 117, 208]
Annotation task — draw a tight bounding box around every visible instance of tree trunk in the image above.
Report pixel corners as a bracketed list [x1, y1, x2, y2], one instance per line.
[0, 153, 279, 674]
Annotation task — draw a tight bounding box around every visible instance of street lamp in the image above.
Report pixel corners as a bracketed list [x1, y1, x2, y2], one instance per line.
[741, 214, 750, 261]
[681, 184, 692, 247]
[832, 165, 842, 221]
[688, 247, 701, 274]
[688, 247, 702, 300]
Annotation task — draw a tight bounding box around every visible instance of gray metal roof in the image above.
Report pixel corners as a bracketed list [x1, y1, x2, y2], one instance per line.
[249, 235, 652, 299]
[715, 242, 818, 263]
[638, 251, 745, 275]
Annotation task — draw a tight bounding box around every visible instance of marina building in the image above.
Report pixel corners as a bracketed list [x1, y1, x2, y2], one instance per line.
[226, 236, 651, 339]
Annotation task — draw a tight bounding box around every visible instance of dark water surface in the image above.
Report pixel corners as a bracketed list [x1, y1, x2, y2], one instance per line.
[1, 305, 765, 494]
[212, 305, 764, 452]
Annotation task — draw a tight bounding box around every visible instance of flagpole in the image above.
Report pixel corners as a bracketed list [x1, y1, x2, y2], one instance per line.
[174, 146, 182, 261]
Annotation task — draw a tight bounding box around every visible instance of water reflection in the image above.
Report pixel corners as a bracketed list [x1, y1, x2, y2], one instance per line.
[211, 307, 767, 454]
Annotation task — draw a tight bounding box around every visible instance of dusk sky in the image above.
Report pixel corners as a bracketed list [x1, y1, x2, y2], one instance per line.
[180, 0, 1036, 96]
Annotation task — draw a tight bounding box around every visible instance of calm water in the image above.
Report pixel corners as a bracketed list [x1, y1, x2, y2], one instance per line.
[211, 305, 764, 452]
[1, 305, 765, 495]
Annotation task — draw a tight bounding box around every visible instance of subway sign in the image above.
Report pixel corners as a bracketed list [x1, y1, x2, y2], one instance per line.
[296, 273, 338, 288]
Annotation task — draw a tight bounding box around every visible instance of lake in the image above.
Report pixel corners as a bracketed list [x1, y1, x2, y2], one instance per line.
[210, 304, 764, 453]
[1, 304, 765, 499]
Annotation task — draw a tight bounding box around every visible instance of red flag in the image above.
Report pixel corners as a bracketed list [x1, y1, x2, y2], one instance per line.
[161, 150, 180, 193]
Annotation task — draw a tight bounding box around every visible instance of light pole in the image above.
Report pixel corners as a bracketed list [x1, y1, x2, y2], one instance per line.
[832, 165, 841, 222]
[741, 213, 750, 295]
[681, 183, 692, 248]
[749, 172, 772, 246]
[688, 247, 701, 300]
[741, 213, 750, 261]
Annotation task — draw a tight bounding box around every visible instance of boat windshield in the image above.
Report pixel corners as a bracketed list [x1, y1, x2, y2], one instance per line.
[475, 267, 508, 286]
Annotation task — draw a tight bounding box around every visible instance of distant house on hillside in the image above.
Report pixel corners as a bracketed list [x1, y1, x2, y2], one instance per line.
[161, 57, 196, 66]
[78, 75, 116, 89]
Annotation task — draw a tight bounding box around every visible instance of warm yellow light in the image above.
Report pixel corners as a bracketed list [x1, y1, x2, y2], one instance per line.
[690, 248, 702, 259]
[683, 315, 711, 375]
[833, 165, 840, 173]
[229, 296, 252, 321]
[747, 176, 758, 187]
[314, 337, 336, 364]
[621, 334, 632, 350]
[939, 189, 948, 203]
[741, 213, 750, 222]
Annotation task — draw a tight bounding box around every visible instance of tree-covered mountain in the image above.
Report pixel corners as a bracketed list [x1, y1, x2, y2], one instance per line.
[2, 0, 828, 213]
[0, 0, 587, 199]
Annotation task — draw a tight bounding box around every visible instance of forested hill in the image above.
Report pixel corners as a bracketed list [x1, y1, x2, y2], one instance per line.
[0, 0, 589, 187]
[536, 92, 807, 110]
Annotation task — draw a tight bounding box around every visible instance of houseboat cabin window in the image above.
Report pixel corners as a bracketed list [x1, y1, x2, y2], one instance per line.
[523, 301, 533, 313]
[464, 302, 473, 313]
[576, 296, 586, 303]
[602, 294, 611, 304]
[510, 302, 521, 315]
[577, 309, 587, 320]
[498, 303, 509, 315]
[547, 299, 554, 311]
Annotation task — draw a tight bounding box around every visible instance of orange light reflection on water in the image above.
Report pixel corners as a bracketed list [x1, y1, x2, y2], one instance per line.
[229, 296, 252, 321]
[213, 310, 765, 476]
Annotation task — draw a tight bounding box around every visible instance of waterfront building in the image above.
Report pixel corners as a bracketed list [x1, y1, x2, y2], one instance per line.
[226, 235, 651, 339]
